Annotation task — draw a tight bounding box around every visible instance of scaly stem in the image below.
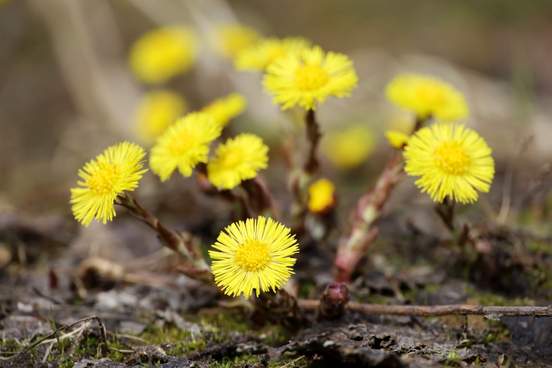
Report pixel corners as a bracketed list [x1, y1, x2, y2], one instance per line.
[304, 109, 321, 174]
[116, 194, 212, 282]
[291, 109, 322, 233]
[241, 176, 279, 218]
[334, 153, 403, 282]
[333, 115, 430, 282]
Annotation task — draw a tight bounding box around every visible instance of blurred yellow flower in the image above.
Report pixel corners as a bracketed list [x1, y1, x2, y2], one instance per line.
[209, 216, 299, 297]
[323, 124, 375, 169]
[263, 46, 358, 110]
[308, 178, 336, 214]
[404, 123, 494, 203]
[136, 90, 187, 144]
[150, 113, 221, 181]
[71, 142, 147, 226]
[215, 24, 260, 59]
[385, 130, 410, 149]
[201, 93, 247, 129]
[207, 134, 268, 190]
[235, 37, 311, 71]
[385, 74, 468, 121]
[129, 26, 197, 84]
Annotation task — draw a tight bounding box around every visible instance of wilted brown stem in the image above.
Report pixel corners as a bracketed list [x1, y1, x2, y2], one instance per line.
[299, 299, 552, 317]
[116, 194, 212, 282]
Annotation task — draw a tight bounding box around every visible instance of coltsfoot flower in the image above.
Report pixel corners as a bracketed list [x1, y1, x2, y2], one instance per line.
[308, 178, 336, 214]
[322, 124, 375, 169]
[150, 113, 221, 181]
[129, 26, 197, 84]
[404, 123, 494, 203]
[263, 46, 358, 110]
[70, 142, 147, 226]
[201, 93, 247, 129]
[209, 216, 299, 297]
[385, 74, 468, 121]
[385, 130, 410, 149]
[215, 24, 260, 59]
[235, 37, 311, 71]
[207, 134, 268, 190]
[136, 90, 187, 144]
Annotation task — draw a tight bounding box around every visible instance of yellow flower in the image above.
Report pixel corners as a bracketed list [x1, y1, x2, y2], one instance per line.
[385, 130, 410, 149]
[404, 123, 494, 204]
[215, 24, 260, 59]
[136, 90, 187, 144]
[308, 178, 336, 214]
[207, 134, 268, 190]
[385, 74, 468, 121]
[150, 113, 221, 181]
[70, 142, 147, 226]
[129, 26, 197, 84]
[201, 93, 247, 129]
[263, 46, 358, 110]
[209, 216, 299, 297]
[235, 37, 311, 71]
[322, 124, 375, 169]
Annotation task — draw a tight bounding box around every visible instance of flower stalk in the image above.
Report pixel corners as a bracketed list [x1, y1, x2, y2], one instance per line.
[116, 193, 212, 282]
[333, 116, 429, 282]
[334, 152, 404, 282]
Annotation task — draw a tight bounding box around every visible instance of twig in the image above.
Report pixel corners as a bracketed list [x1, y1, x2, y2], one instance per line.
[298, 299, 552, 317]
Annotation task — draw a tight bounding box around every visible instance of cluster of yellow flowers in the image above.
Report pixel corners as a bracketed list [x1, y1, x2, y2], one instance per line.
[70, 23, 497, 298]
[384, 73, 494, 204]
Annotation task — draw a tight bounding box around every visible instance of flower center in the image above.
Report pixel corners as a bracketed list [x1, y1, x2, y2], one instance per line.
[234, 240, 270, 272]
[168, 136, 193, 156]
[434, 141, 471, 175]
[418, 84, 446, 106]
[294, 64, 329, 91]
[219, 149, 243, 170]
[87, 163, 120, 195]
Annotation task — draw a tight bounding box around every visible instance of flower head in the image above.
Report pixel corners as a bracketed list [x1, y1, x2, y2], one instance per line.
[404, 123, 494, 203]
[71, 142, 147, 226]
[308, 178, 336, 214]
[215, 24, 260, 59]
[385, 130, 410, 149]
[150, 113, 221, 181]
[136, 90, 187, 144]
[209, 216, 299, 297]
[235, 37, 310, 71]
[201, 93, 247, 129]
[385, 74, 468, 121]
[207, 134, 268, 190]
[322, 124, 375, 169]
[263, 46, 358, 110]
[129, 26, 197, 84]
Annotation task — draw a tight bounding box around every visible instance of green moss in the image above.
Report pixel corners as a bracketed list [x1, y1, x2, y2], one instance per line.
[268, 355, 309, 367]
[210, 354, 261, 367]
[139, 324, 206, 356]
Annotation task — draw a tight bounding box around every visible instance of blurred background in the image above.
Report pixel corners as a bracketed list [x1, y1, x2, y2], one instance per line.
[1, 0, 552, 220]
